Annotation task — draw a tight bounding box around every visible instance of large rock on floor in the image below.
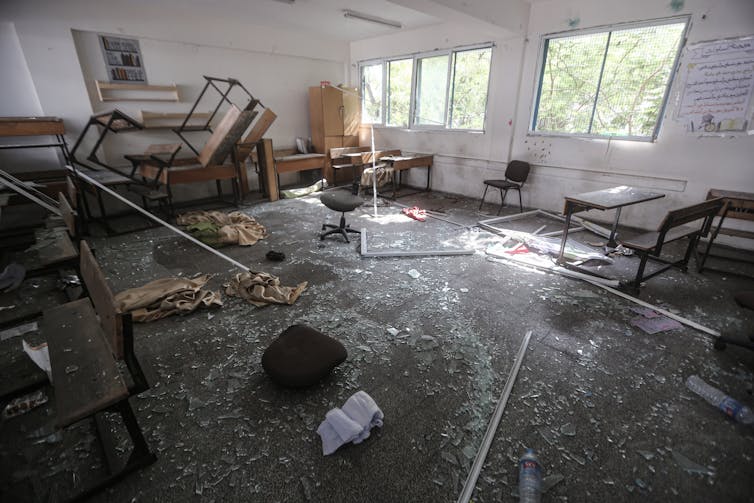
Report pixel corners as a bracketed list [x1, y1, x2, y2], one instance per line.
[262, 325, 347, 387]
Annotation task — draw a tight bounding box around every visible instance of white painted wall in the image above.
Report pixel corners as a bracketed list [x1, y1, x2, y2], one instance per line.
[1, 0, 349, 196]
[352, 0, 754, 241]
[0, 22, 59, 172]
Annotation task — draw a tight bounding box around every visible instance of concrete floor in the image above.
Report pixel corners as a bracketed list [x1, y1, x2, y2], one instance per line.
[1, 189, 754, 502]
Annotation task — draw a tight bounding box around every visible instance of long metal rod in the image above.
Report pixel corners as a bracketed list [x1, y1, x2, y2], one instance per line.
[0, 172, 61, 216]
[0, 169, 59, 207]
[457, 330, 533, 503]
[71, 168, 253, 273]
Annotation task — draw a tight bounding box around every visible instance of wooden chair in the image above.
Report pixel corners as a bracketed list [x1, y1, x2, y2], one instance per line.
[44, 241, 153, 500]
[620, 198, 724, 291]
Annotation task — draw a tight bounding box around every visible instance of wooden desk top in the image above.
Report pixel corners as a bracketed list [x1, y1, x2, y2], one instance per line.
[0, 117, 65, 136]
[565, 185, 665, 211]
[708, 188, 754, 221]
[707, 188, 754, 202]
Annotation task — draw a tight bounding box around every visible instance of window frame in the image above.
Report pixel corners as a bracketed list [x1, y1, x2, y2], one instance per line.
[386, 57, 415, 128]
[358, 42, 494, 132]
[360, 59, 384, 125]
[529, 16, 690, 142]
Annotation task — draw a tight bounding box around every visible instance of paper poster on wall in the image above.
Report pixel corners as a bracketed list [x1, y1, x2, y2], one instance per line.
[99, 34, 147, 83]
[676, 36, 754, 134]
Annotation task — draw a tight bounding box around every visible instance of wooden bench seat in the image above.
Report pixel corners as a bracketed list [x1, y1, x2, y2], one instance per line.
[41, 241, 154, 499]
[620, 198, 724, 291]
[621, 225, 702, 251]
[44, 298, 128, 428]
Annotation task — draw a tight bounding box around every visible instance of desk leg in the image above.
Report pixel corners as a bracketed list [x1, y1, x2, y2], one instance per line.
[699, 202, 729, 272]
[607, 207, 622, 248]
[557, 204, 574, 264]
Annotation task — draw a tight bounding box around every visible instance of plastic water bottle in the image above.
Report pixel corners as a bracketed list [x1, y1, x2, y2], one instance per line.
[685, 375, 754, 424]
[519, 448, 542, 503]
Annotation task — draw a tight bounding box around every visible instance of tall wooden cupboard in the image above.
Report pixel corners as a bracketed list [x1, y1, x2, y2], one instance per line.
[308, 85, 360, 182]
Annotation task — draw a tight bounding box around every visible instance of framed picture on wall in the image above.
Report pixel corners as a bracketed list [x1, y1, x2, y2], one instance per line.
[99, 34, 147, 83]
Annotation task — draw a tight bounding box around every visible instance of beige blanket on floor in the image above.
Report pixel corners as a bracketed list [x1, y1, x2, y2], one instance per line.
[114, 274, 223, 322]
[224, 271, 307, 307]
[176, 210, 268, 246]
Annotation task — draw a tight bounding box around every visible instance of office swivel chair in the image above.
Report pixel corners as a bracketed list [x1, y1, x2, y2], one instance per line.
[320, 191, 363, 243]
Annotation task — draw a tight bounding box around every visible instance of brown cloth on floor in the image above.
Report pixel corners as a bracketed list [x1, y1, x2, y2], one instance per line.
[224, 271, 307, 307]
[176, 210, 268, 246]
[114, 274, 223, 322]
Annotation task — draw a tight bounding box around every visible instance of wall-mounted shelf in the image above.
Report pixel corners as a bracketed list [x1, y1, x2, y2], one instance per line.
[140, 110, 211, 129]
[95, 80, 180, 102]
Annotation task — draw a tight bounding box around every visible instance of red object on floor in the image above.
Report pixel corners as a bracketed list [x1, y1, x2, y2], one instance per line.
[402, 206, 427, 222]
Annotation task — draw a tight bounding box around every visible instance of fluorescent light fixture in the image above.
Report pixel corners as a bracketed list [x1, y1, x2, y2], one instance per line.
[343, 9, 402, 29]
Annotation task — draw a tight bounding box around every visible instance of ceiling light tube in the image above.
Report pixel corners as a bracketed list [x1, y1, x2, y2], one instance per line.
[343, 9, 402, 29]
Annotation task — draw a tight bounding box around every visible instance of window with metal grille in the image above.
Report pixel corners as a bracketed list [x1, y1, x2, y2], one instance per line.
[532, 18, 688, 140]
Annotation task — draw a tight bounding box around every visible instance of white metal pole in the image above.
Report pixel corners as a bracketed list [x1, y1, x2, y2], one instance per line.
[457, 330, 533, 503]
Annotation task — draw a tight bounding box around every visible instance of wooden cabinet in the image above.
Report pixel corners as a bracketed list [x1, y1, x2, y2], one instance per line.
[309, 86, 360, 182]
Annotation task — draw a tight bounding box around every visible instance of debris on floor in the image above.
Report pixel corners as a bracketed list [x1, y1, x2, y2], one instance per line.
[0, 263, 25, 292]
[22, 339, 51, 381]
[402, 206, 427, 222]
[630, 308, 683, 334]
[2, 390, 48, 419]
[0, 321, 37, 341]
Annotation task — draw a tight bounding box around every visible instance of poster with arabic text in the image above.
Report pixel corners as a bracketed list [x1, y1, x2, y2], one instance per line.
[677, 36, 754, 133]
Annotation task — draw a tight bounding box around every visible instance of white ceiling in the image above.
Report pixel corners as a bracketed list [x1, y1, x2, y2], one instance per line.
[168, 0, 445, 42]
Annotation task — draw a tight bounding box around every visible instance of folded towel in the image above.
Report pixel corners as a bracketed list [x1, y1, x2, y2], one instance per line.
[316, 409, 363, 455]
[316, 391, 384, 455]
[342, 391, 384, 443]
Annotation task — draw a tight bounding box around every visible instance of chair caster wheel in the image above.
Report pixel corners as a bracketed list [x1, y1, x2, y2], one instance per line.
[713, 338, 727, 351]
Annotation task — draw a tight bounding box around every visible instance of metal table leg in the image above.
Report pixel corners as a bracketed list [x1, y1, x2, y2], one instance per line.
[557, 203, 574, 265]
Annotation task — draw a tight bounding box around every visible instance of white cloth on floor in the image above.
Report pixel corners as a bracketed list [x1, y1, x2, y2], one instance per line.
[317, 409, 363, 455]
[316, 391, 384, 455]
[342, 391, 384, 443]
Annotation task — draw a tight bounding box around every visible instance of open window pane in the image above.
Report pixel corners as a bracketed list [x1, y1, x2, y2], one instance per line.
[415, 54, 449, 126]
[361, 63, 383, 124]
[387, 59, 412, 128]
[449, 47, 492, 130]
[592, 23, 685, 137]
[536, 32, 608, 134]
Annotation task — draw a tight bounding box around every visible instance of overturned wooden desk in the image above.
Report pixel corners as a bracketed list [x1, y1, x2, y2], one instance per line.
[699, 189, 754, 274]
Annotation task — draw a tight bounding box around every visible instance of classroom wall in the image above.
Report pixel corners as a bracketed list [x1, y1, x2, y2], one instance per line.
[351, 0, 754, 236]
[1, 0, 348, 196]
[0, 22, 57, 172]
